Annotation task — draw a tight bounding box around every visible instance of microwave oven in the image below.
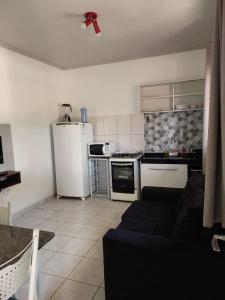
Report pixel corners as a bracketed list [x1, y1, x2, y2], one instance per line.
[89, 142, 118, 157]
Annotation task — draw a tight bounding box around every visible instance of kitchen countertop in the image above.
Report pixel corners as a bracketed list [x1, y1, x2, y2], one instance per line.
[0, 225, 55, 266]
[140, 153, 202, 167]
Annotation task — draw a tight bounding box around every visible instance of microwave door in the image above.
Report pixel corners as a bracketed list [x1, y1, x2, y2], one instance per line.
[89, 144, 104, 155]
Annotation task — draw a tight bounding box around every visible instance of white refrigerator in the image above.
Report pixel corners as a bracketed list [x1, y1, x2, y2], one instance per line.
[52, 122, 93, 199]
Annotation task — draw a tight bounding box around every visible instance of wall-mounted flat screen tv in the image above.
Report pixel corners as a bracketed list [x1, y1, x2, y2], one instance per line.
[0, 136, 3, 164]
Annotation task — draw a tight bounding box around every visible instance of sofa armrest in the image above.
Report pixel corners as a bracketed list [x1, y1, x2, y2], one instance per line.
[103, 229, 225, 300]
[141, 186, 183, 203]
[103, 228, 213, 259]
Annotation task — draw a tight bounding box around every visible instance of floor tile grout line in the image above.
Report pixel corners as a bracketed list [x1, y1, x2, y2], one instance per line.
[14, 196, 131, 299]
[43, 246, 103, 287]
[49, 277, 67, 300]
[65, 260, 104, 288]
[43, 262, 101, 290]
[39, 249, 57, 267]
[43, 238, 103, 260]
[66, 278, 100, 288]
[91, 286, 101, 300]
[49, 277, 100, 299]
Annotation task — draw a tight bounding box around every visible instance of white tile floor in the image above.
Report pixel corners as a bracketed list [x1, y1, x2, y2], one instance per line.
[13, 196, 131, 300]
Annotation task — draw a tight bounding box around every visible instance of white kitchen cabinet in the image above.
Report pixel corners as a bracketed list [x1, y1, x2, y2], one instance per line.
[141, 164, 164, 187]
[163, 165, 188, 188]
[140, 79, 205, 113]
[141, 163, 188, 189]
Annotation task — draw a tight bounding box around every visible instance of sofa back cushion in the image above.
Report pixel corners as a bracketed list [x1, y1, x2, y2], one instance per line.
[172, 173, 204, 240]
[189, 172, 205, 189]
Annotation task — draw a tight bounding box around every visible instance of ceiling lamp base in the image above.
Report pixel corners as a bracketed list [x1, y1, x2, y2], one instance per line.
[81, 12, 102, 37]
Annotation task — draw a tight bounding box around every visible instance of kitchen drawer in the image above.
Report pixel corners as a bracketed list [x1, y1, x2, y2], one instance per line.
[163, 164, 187, 188]
[141, 163, 187, 189]
[141, 164, 165, 188]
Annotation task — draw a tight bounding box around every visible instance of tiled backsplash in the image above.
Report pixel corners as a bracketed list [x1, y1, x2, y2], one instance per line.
[89, 110, 203, 153]
[89, 114, 144, 152]
[144, 110, 203, 152]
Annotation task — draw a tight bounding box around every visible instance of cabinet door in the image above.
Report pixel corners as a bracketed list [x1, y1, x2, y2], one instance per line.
[174, 80, 204, 95]
[140, 97, 173, 112]
[140, 83, 173, 98]
[141, 163, 188, 189]
[164, 164, 187, 188]
[141, 164, 165, 188]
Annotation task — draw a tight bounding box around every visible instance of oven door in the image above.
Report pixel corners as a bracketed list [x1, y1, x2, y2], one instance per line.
[111, 162, 134, 194]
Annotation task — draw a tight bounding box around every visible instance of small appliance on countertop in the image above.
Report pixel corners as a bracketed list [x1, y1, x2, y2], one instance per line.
[89, 142, 119, 157]
[61, 103, 72, 122]
[109, 150, 143, 202]
[80, 107, 88, 123]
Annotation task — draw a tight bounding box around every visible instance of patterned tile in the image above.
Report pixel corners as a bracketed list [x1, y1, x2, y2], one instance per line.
[144, 110, 203, 152]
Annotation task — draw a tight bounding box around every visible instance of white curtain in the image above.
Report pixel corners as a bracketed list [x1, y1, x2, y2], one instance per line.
[202, 43, 212, 174]
[203, 0, 225, 227]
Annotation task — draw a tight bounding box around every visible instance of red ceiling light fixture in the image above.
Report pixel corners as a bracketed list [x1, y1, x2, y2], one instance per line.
[81, 12, 102, 37]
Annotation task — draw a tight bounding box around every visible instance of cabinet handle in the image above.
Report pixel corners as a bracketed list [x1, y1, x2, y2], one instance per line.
[164, 169, 178, 171]
[112, 163, 133, 166]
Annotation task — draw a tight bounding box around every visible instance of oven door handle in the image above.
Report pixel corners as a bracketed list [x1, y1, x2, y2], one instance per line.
[111, 163, 133, 166]
[148, 168, 178, 171]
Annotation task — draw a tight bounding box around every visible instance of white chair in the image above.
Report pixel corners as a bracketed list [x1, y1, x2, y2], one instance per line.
[0, 202, 11, 225]
[0, 229, 39, 300]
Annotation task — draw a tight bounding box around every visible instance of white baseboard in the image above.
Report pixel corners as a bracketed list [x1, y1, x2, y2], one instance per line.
[12, 194, 55, 220]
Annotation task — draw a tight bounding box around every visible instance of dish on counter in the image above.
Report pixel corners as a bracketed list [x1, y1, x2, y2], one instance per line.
[168, 152, 179, 157]
[190, 104, 198, 109]
[175, 104, 189, 110]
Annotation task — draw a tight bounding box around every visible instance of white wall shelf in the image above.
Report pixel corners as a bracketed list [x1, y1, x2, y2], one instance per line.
[140, 79, 205, 113]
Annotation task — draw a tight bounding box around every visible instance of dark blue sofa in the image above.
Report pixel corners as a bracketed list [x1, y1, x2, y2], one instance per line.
[103, 173, 225, 300]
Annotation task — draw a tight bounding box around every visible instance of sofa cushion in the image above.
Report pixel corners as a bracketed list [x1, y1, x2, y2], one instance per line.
[118, 219, 157, 235]
[189, 172, 205, 189]
[142, 186, 183, 203]
[173, 206, 203, 240]
[175, 173, 204, 220]
[120, 173, 205, 241]
[173, 184, 204, 240]
[155, 222, 175, 237]
[122, 200, 177, 225]
[175, 183, 193, 219]
[118, 218, 174, 238]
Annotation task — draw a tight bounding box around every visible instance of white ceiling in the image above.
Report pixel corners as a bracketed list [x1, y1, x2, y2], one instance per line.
[0, 0, 216, 69]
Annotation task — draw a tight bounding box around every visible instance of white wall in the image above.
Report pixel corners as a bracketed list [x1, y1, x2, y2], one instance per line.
[65, 49, 206, 118]
[0, 47, 206, 215]
[0, 47, 66, 214]
[0, 124, 15, 172]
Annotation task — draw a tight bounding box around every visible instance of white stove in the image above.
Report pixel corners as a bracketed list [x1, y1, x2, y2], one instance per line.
[110, 151, 143, 162]
[109, 151, 143, 202]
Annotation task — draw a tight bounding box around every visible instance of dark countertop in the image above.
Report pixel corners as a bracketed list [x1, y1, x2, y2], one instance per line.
[141, 153, 202, 168]
[0, 225, 55, 266]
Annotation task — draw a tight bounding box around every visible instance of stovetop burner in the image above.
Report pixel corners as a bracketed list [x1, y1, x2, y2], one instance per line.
[111, 151, 143, 159]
